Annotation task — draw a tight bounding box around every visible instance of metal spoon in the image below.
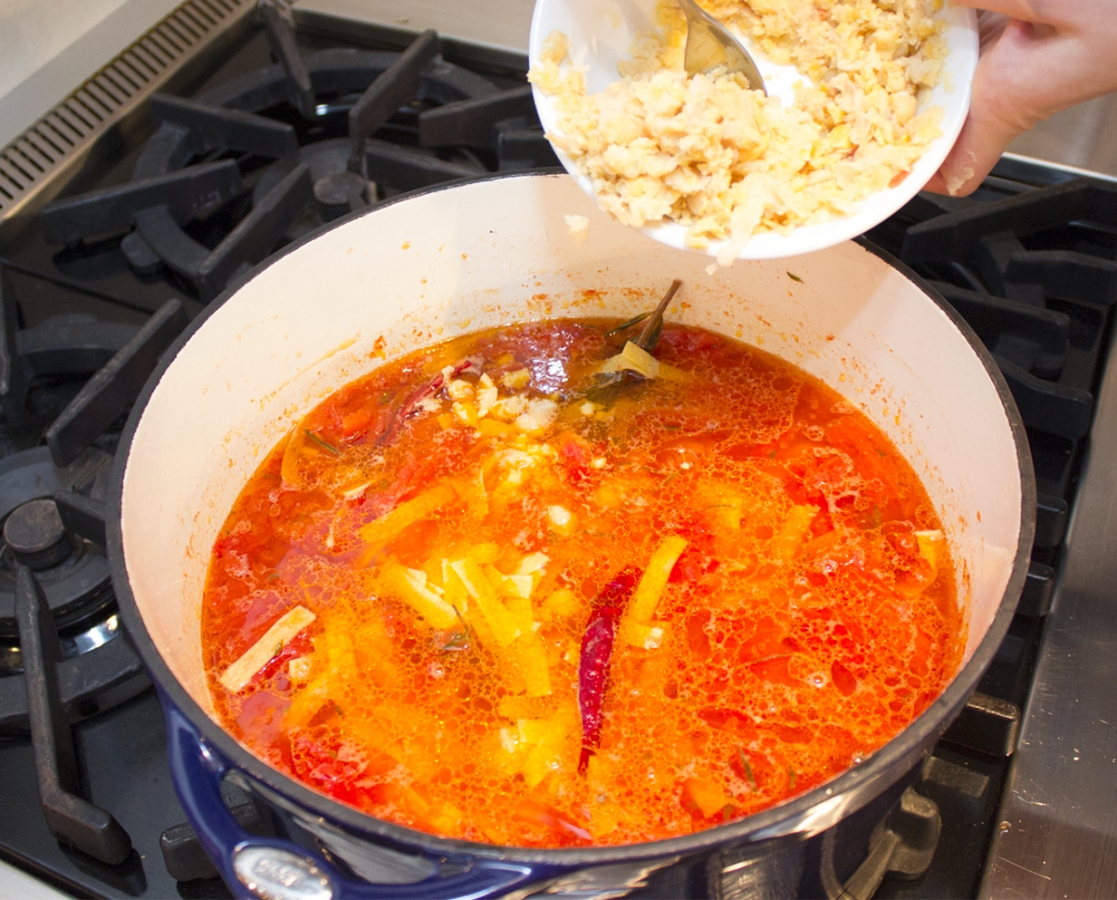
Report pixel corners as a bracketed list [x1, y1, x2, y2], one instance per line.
[676, 0, 766, 93]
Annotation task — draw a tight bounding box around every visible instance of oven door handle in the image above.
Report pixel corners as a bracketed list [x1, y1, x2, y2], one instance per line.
[164, 702, 536, 900]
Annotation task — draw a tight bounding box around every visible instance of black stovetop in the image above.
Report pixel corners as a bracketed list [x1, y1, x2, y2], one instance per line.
[1, 6, 1115, 899]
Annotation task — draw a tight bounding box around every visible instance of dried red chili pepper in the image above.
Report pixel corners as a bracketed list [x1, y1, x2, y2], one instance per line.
[377, 356, 483, 446]
[578, 568, 639, 775]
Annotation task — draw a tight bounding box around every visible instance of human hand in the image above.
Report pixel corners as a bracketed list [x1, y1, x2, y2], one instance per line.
[925, 0, 1117, 197]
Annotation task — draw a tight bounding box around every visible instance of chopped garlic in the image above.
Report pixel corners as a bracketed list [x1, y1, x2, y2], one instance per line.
[565, 214, 589, 237]
[515, 398, 559, 433]
[418, 396, 442, 413]
[592, 457, 607, 469]
[447, 379, 474, 401]
[452, 400, 478, 425]
[500, 369, 531, 390]
[548, 504, 575, 536]
[548, 505, 572, 524]
[288, 656, 312, 682]
[498, 448, 541, 471]
[476, 373, 498, 417]
[491, 394, 529, 421]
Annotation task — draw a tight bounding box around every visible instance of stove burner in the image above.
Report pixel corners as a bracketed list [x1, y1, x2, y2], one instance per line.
[16, 564, 133, 864]
[0, 448, 114, 641]
[866, 175, 1117, 574]
[0, 448, 148, 734]
[4, 498, 70, 570]
[37, 4, 556, 303]
[0, 286, 183, 732]
[313, 168, 372, 221]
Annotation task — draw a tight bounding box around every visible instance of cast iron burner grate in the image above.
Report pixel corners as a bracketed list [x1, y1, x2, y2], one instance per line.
[0, 284, 191, 879]
[37, 2, 556, 303]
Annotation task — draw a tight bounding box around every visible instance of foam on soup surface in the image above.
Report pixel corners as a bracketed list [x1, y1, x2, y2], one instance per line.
[202, 316, 962, 847]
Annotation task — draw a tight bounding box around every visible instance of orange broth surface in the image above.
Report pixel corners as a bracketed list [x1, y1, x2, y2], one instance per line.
[202, 317, 963, 848]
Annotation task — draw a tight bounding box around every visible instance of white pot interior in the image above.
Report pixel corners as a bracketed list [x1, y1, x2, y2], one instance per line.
[120, 172, 1022, 723]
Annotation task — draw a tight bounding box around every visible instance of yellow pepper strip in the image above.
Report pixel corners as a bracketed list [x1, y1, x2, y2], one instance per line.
[519, 701, 578, 788]
[772, 504, 818, 563]
[430, 802, 465, 835]
[380, 562, 459, 630]
[503, 592, 535, 636]
[283, 677, 329, 729]
[447, 473, 489, 518]
[539, 588, 579, 621]
[477, 418, 515, 439]
[470, 542, 501, 564]
[508, 632, 553, 697]
[449, 558, 521, 646]
[344, 709, 404, 762]
[325, 619, 356, 678]
[684, 776, 733, 818]
[629, 535, 688, 623]
[282, 619, 356, 728]
[219, 605, 316, 692]
[509, 574, 535, 598]
[625, 621, 666, 650]
[357, 482, 456, 562]
[618, 535, 687, 648]
[498, 694, 557, 719]
[699, 481, 746, 531]
[441, 560, 497, 647]
[915, 529, 944, 582]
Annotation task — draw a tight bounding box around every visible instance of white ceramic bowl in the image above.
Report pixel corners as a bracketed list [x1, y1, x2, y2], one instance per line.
[529, 0, 978, 260]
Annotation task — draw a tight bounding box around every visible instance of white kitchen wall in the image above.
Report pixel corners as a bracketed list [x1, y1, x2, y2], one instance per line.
[0, 0, 181, 147]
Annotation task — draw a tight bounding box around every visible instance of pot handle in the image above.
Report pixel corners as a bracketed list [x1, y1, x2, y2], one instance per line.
[165, 705, 536, 900]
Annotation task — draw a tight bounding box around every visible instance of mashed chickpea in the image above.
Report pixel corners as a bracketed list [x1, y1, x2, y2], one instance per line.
[529, 0, 946, 262]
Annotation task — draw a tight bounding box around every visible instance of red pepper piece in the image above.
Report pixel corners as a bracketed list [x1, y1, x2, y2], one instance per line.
[251, 629, 313, 686]
[578, 568, 639, 775]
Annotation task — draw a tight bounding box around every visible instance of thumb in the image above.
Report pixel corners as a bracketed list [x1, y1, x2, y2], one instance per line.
[928, 87, 1021, 197]
[927, 19, 1039, 196]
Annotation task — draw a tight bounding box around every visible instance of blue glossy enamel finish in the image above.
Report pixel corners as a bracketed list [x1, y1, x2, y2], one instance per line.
[164, 698, 543, 899]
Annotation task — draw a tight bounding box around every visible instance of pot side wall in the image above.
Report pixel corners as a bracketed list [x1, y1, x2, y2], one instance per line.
[120, 173, 1020, 725]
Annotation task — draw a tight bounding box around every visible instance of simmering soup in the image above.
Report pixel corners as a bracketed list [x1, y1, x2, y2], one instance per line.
[202, 310, 962, 848]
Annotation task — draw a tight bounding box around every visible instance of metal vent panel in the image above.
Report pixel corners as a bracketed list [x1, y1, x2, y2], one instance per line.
[0, 0, 258, 230]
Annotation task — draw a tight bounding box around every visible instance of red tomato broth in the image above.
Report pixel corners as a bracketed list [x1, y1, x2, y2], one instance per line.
[202, 318, 963, 848]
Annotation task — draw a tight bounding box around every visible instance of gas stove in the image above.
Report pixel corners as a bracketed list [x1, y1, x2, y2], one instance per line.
[0, 2, 1115, 898]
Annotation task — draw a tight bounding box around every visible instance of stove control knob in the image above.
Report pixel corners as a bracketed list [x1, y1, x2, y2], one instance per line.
[232, 844, 336, 900]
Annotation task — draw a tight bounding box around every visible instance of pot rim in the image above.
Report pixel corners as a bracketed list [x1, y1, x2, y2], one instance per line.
[107, 169, 1036, 866]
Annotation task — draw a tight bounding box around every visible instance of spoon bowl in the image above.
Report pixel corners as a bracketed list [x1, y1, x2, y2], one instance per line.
[529, 0, 978, 261]
[676, 0, 765, 92]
